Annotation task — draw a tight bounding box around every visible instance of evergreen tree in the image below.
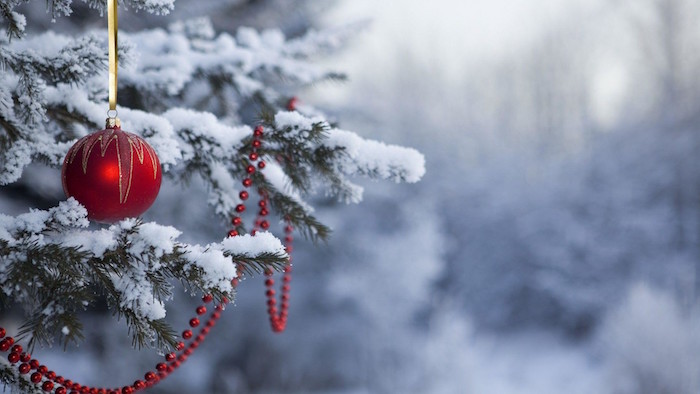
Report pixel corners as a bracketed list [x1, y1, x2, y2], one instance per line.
[0, 1, 424, 392]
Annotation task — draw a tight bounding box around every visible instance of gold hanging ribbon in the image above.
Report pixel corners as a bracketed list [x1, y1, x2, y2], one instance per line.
[108, 0, 118, 113]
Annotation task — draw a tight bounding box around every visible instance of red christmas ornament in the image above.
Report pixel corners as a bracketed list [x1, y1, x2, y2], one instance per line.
[62, 121, 162, 223]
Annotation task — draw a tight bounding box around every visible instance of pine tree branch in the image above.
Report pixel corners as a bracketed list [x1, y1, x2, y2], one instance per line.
[0, 201, 288, 353]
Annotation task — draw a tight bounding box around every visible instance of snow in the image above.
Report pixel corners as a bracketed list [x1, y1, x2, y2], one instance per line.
[275, 111, 324, 131]
[220, 232, 287, 258]
[111, 271, 167, 321]
[10, 12, 26, 33]
[125, 220, 181, 259]
[325, 128, 425, 183]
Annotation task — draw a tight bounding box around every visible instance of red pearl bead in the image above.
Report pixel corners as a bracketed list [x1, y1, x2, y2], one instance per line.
[64, 380, 72, 387]
[8, 352, 19, 363]
[42, 381, 54, 391]
[156, 363, 167, 372]
[30, 359, 39, 369]
[239, 190, 249, 200]
[182, 330, 193, 340]
[30, 372, 43, 383]
[221, 296, 229, 304]
[39, 365, 48, 374]
[258, 161, 266, 169]
[231, 217, 242, 226]
[285, 235, 293, 243]
[235, 204, 245, 213]
[196, 306, 206, 315]
[165, 352, 176, 362]
[267, 299, 276, 306]
[20, 352, 30, 362]
[254, 126, 264, 137]
[249, 152, 259, 161]
[144, 371, 156, 382]
[122, 388, 133, 394]
[0, 338, 11, 351]
[202, 294, 213, 303]
[195, 334, 205, 342]
[177, 354, 186, 362]
[0, 327, 5, 338]
[11, 344, 22, 354]
[285, 225, 293, 233]
[46, 371, 56, 380]
[242, 178, 252, 187]
[183, 348, 192, 356]
[265, 279, 274, 286]
[133, 380, 144, 390]
[266, 289, 276, 297]
[246, 165, 256, 174]
[176, 342, 185, 351]
[201, 327, 210, 335]
[212, 312, 221, 320]
[56, 376, 64, 384]
[260, 220, 270, 230]
[206, 320, 215, 328]
[258, 200, 267, 208]
[252, 140, 261, 148]
[56, 387, 67, 394]
[227, 230, 238, 237]
[259, 209, 269, 216]
[287, 97, 298, 111]
[189, 318, 200, 328]
[19, 362, 30, 374]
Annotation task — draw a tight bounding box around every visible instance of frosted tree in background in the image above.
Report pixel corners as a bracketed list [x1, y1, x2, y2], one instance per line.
[0, 0, 424, 392]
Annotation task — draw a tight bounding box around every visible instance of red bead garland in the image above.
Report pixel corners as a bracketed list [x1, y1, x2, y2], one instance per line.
[226, 125, 293, 333]
[0, 294, 226, 393]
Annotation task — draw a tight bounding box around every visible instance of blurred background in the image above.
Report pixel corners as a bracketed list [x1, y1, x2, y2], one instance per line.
[6, 0, 700, 392]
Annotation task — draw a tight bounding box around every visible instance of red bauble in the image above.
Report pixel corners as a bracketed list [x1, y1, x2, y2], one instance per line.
[62, 125, 162, 223]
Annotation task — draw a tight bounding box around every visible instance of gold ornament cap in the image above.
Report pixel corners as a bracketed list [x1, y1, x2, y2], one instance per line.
[105, 117, 121, 129]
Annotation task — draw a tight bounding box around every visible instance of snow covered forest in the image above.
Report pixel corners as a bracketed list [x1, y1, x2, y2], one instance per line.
[2, 0, 700, 393]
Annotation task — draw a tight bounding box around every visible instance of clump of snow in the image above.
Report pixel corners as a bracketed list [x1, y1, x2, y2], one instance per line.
[125, 220, 181, 259]
[10, 12, 26, 33]
[111, 272, 167, 321]
[274, 111, 323, 131]
[50, 198, 89, 228]
[184, 245, 237, 294]
[326, 128, 426, 183]
[61, 326, 70, 335]
[221, 232, 287, 257]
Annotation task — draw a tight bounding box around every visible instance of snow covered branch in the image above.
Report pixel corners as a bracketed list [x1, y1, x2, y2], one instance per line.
[0, 199, 288, 350]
